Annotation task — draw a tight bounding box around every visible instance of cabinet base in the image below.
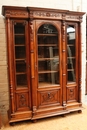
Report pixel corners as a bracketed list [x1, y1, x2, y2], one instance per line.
[8, 104, 83, 123]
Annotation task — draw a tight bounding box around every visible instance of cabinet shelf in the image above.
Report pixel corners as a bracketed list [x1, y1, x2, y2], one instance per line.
[15, 34, 25, 36]
[15, 44, 25, 46]
[38, 82, 59, 87]
[67, 57, 75, 59]
[38, 70, 58, 74]
[38, 44, 57, 46]
[67, 69, 74, 71]
[15, 59, 26, 61]
[16, 72, 26, 75]
[38, 57, 58, 61]
[37, 34, 57, 36]
[16, 85, 27, 88]
[67, 44, 75, 46]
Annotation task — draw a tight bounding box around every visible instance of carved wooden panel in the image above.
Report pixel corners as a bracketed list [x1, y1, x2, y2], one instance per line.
[5, 10, 28, 18]
[66, 15, 80, 21]
[33, 11, 62, 19]
[67, 86, 77, 102]
[16, 92, 30, 111]
[37, 89, 61, 108]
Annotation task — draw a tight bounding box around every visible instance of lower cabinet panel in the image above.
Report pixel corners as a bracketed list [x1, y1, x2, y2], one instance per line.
[66, 86, 77, 103]
[16, 92, 31, 111]
[37, 89, 62, 108]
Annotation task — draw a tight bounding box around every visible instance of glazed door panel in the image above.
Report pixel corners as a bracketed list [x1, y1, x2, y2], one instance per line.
[11, 20, 31, 112]
[34, 20, 62, 111]
[66, 23, 79, 104]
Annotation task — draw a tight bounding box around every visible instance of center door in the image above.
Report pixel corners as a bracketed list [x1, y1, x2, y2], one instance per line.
[33, 20, 63, 119]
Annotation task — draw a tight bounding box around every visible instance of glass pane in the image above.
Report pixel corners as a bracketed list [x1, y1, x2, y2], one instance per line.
[16, 61, 26, 72]
[67, 25, 76, 83]
[14, 22, 27, 88]
[38, 24, 59, 87]
[15, 46, 26, 59]
[16, 74, 27, 87]
[38, 24, 57, 34]
[14, 23, 25, 34]
[15, 35, 25, 45]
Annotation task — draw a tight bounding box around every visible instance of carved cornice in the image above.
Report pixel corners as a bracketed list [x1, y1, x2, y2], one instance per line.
[2, 6, 85, 21]
[5, 10, 28, 18]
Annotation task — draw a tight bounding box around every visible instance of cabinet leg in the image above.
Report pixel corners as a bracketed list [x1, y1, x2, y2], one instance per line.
[32, 119, 37, 123]
[10, 122, 16, 126]
[78, 110, 82, 113]
[61, 114, 66, 117]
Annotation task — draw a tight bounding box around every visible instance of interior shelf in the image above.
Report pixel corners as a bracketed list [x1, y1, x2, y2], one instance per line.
[16, 72, 26, 75]
[15, 59, 26, 61]
[37, 34, 57, 36]
[15, 34, 25, 36]
[38, 82, 59, 87]
[38, 44, 57, 46]
[38, 70, 58, 74]
[15, 44, 25, 46]
[38, 57, 58, 61]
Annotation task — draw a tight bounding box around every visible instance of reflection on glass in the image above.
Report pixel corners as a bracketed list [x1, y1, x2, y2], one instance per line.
[38, 24, 59, 87]
[67, 25, 76, 83]
[14, 23, 27, 88]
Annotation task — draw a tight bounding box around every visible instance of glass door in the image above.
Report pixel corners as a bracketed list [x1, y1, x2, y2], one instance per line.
[66, 23, 78, 103]
[37, 23, 59, 87]
[14, 22, 28, 89]
[67, 25, 76, 83]
[13, 20, 31, 111]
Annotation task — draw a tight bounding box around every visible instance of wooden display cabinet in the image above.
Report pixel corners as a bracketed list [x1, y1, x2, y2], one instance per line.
[2, 6, 85, 123]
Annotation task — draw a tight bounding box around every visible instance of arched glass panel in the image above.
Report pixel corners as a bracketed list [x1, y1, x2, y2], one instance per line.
[37, 24, 59, 87]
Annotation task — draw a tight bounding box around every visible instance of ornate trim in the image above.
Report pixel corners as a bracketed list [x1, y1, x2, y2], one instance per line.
[62, 21, 66, 42]
[5, 10, 28, 18]
[30, 20, 34, 42]
[66, 15, 80, 21]
[33, 11, 62, 19]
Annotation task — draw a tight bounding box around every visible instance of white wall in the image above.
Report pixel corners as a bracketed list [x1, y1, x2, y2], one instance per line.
[0, 0, 86, 114]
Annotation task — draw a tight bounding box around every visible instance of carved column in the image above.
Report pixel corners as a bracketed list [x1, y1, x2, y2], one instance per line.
[6, 18, 15, 114]
[62, 20, 67, 109]
[78, 17, 82, 105]
[29, 11, 37, 115]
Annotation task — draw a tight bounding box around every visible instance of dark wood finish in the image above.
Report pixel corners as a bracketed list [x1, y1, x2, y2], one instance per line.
[2, 6, 85, 123]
